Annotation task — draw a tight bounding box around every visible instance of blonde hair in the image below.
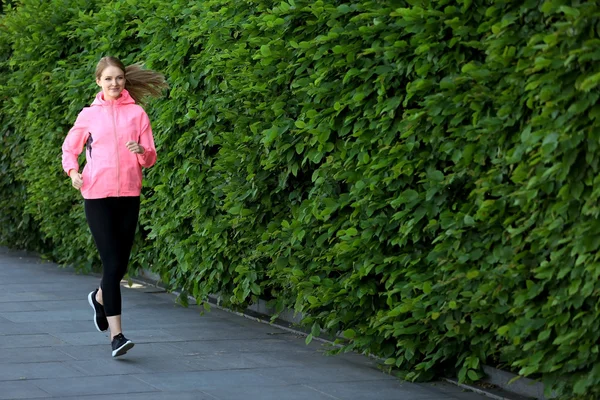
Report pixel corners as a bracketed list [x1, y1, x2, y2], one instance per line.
[95, 56, 168, 105]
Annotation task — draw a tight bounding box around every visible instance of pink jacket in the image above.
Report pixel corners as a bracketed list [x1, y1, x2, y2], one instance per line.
[62, 89, 157, 199]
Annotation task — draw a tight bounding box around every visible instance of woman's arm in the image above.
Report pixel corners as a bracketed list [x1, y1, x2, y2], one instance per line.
[62, 110, 89, 176]
[136, 111, 157, 168]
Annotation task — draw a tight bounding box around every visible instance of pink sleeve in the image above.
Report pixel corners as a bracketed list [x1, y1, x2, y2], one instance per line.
[136, 111, 157, 168]
[61, 110, 89, 175]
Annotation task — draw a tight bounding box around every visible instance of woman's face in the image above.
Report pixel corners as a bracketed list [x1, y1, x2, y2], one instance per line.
[96, 66, 125, 101]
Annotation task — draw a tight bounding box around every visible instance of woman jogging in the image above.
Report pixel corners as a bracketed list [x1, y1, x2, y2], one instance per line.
[61, 56, 167, 357]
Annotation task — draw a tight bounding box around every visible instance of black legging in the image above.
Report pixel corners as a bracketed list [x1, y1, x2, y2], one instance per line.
[84, 196, 140, 316]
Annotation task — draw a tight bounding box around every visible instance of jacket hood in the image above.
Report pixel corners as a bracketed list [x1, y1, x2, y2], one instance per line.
[91, 89, 136, 107]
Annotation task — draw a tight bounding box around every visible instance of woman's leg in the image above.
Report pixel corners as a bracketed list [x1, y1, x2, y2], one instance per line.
[85, 197, 139, 339]
[85, 197, 118, 335]
[104, 196, 140, 338]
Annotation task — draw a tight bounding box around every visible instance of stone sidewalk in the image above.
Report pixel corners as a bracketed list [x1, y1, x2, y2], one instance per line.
[0, 247, 488, 400]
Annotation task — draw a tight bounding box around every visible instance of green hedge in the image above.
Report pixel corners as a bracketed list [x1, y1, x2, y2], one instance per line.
[2, 0, 600, 397]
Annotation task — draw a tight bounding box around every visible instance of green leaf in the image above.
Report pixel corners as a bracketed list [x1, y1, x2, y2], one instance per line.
[429, 170, 444, 182]
[305, 334, 313, 344]
[279, 2, 291, 12]
[538, 330, 551, 341]
[467, 370, 479, 381]
[579, 71, 600, 92]
[573, 377, 589, 394]
[497, 325, 510, 336]
[422, 281, 432, 294]
[466, 270, 479, 279]
[462, 144, 476, 163]
[264, 128, 278, 144]
[311, 323, 321, 337]
[353, 92, 365, 102]
[343, 329, 356, 339]
[337, 4, 352, 14]
[392, 190, 419, 207]
[558, 5, 580, 17]
[260, 45, 272, 57]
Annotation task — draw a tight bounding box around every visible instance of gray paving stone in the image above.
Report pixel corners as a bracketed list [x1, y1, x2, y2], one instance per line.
[31, 289, 93, 301]
[0, 293, 56, 303]
[29, 299, 89, 312]
[0, 333, 66, 348]
[418, 382, 476, 395]
[450, 393, 498, 400]
[154, 325, 274, 341]
[126, 328, 255, 344]
[0, 381, 50, 399]
[306, 380, 448, 400]
[128, 312, 224, 325]
[115, 319, 220, 331]
[417, 382, 500, 400]
[122, 356, 211, 374]
[126, 305, 224, 320]
[185, 350, 300, 370]
[254, 365, 396, 385]
[32, 375, 158, 397]
[233, 318, 299, 332]
[50, 391, 217, 400]
[0, 309, 90, 322]
[292, 350, 383, 370]
[0, 283, 74, 293]
[204, 383, 339, 400]
[0, 362, 84, 381]
[127, 302, 205, 311]
[67, 359, 147, 376]
[121, 298, 185, 308]
[0, 289, 88, 303]
[0, 347, 74, 364]
[7, 320, 98, 334]
[0, 248, 488, 400]
[0, 257, 41, 265]
[169, 338, 318, 355]
[133, 370, 288, 391]
[58, 342, 185, 360]
[0, 302, 40, 312]
[50, 331, 112, 346]
[0, 319, 24, 335]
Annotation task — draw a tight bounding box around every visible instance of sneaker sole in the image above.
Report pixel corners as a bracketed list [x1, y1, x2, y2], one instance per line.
[112, 341, 134, 358]
[87, 291, 107, 332]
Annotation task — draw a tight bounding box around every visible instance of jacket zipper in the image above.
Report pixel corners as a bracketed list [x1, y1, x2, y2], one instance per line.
[111, 102, 121, 196]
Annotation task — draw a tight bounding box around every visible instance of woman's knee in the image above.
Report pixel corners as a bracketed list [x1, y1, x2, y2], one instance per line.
[102, 270, 125, 287]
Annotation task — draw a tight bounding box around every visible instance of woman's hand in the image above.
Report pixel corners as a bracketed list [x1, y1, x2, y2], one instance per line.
[126, 141, 145, 154]
[69, 170, 83, 189]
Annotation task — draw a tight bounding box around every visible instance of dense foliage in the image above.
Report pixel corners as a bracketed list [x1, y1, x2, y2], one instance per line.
[1, 0, 599, 397]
